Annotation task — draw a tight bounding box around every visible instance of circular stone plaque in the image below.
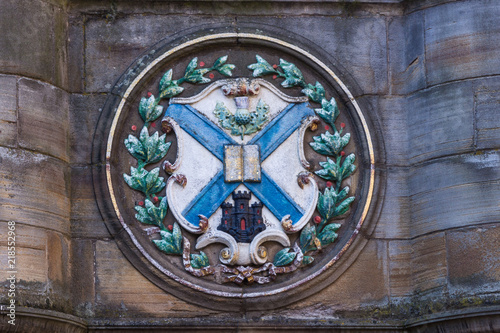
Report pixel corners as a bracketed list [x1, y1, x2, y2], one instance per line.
[93, 27, 382, 310]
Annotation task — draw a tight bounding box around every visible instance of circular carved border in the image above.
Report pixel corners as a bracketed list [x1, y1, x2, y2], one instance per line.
[93, 26, 384, 310]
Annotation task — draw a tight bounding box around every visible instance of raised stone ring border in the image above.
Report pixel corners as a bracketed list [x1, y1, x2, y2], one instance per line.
[105, 33, 376, 298]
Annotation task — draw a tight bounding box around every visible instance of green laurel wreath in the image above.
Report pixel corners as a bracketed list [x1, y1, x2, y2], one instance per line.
[123, 56, 235, 262]
[122, 54, 356, 281]
[247, 55, 356, 267]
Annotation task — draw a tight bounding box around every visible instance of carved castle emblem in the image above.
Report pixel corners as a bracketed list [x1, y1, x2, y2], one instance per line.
[122, 55, 357, 285]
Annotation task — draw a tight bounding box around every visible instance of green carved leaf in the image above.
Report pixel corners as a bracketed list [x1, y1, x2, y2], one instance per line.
[212, 55, 227, 68]
[152, 222, 183, 255]
[300, 224, 317, 253]
[317, 223, 341, 246]
[190, 251, 210, 269]
[279, 59, 305, 88]
[340, 153, 357, 180]
[127, 126, 170, 165]
[310, 131, 350, 157]
[184, 68, 211, 84]
[124, 166, 165, 196]
[139, 96, 159, 122]
[124, 133, 147, 161]
[123, 166, 148, 192]
[317, 187, 336, 220]
[184, 57, 198, 76]
[315, 157, 340, 181]
[159, 85, 184, 99]
[217, 64, 235, 77]
[302, 256, 314, 266]
[134, 205, 155, 225]
[334, 196, 355, 217]
[159, 69, 173, 92]
[315, 98, 340, 129]
[144, 197, 168, 226]
[273, 248, 297, 267]
[302, 82, 325, 103]
[248, 55, 276, 77]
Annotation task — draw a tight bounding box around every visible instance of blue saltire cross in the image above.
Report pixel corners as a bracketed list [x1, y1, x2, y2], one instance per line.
[164, 102, 315, 227]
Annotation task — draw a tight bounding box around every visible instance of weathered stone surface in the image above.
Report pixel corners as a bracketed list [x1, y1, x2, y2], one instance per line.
[411, 232, 447, 293]
[388, 240, 412, 297]
[425, 0, 500, 86]
[0, 0, 65, 86]
[376, 97, 409, 166]
[410, 151, 500, 237]
[475, 87, 500, 150]
[0, 75, 17, 148]
[47, 231, 70, 286]
[447, 223, 500, 294]
[372, 167, 410, 239]
[18, 78, 69, 162]
[388, 11, 426, 95]
[71, 239, 96, 317]
[69, 94, 107, 164]
[94, 240, 219, 317]
[285, 240, 389, 312]
[0, 147, 70, 234]
[407, 81, 474, 164]
[242, 16, 388, 95]
[67, 16, 85, 93]
[71, 166, 111, 238]
[84, 15, 233, 92]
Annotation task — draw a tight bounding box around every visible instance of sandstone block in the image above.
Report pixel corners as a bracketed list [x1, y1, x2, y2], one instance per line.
[411, 232, 447, 293]
[95, 240, 218, 317]
[388, 11, 426, 95]
[407, 81, 474, 164]
[18, 78, 69, 161]
[410, 151, 500, 236]
[0, 147, 70, 234]
[447, 224, 500, 293]
[71, 166, 111, 239]
[0, 75, 17, 148]
[388, 240, 412, 297]
[425, 0, 500, 86]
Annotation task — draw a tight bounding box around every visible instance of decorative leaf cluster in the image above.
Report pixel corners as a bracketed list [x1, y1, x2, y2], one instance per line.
[273, 248, 297, 267]
[152, 222, 183, 255]
[123, 166, 165, 197]
[124, 55, 235, 261]
[248, 55, 357, 268]
[158, 56, 235, 100]
[135, 196, 168, 229]
[125, 126, 171, 166]
[214, 99, 270, 139]
[190, 251, 210, 269]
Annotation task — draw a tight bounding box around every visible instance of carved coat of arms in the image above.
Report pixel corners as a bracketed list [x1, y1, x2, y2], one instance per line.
[122, 55, 357, 285]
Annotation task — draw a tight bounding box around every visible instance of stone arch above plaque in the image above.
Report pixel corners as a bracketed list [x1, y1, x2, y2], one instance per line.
[93, 28, 383, 311]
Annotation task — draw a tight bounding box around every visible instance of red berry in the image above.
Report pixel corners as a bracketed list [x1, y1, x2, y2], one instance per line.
[199, 61, 205, 67]
[167, 225, 173, 231]
[273, 64, 278, 69]
[151, 122, 156, 128]
[326, 181, 333, 187]
[131, 125, 137, 131]
[138, 201, 144, 206]
[341, 122, 346, 128]
[314, 216, 322, 224]
[147, 92, 152, 98]
[153, 196, 159, 203]
[341, 151, 346, 157]
[325, 125, 330, 130]
[209, 73, 215, 79]
[273, 75, 277, 80]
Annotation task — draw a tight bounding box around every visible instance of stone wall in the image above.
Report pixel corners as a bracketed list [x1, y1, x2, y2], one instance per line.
[0, 0, 499, 331]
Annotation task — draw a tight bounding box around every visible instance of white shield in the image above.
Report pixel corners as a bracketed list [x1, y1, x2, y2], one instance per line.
[162, 79, 318, 265]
